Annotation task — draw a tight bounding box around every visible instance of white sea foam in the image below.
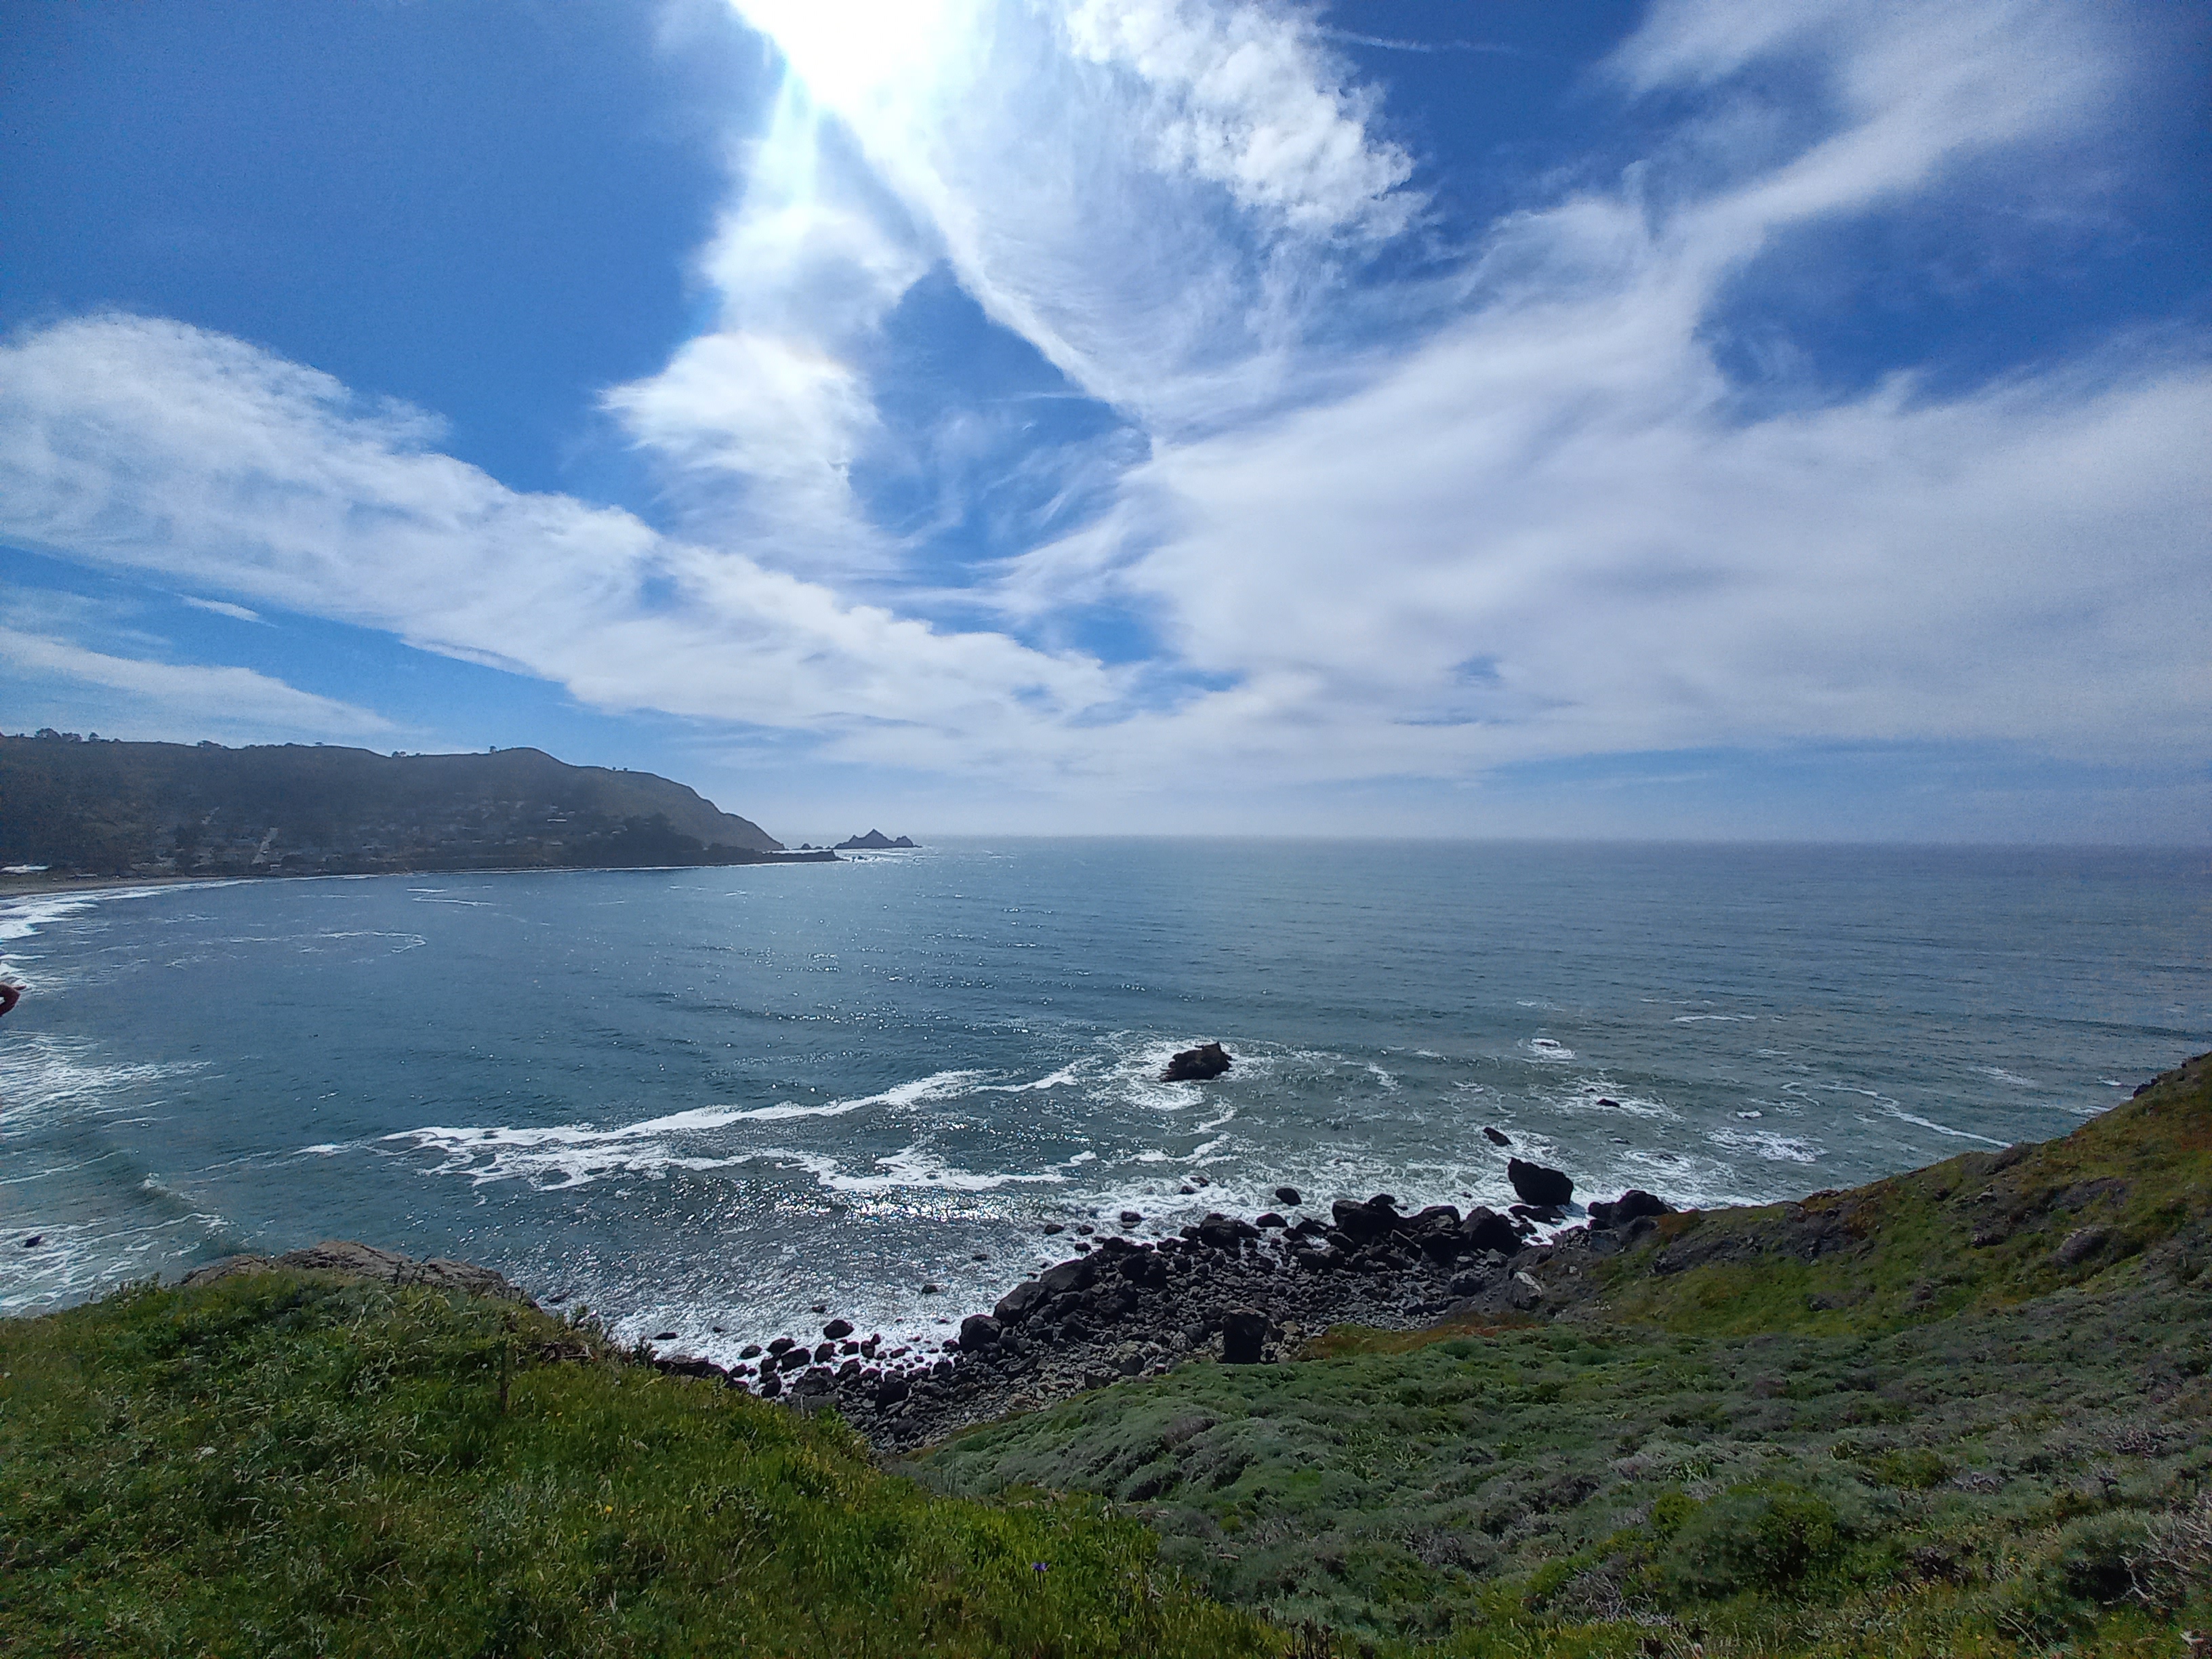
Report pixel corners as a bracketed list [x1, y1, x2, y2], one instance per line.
[1877, 1103, 2010, 1147]
[1706, 1127, 1820, 1164]
[1521, 1038, 1574, 1062]
[1974, 1066, 2042, 1089]
[1673, 1014, 1758, 1023]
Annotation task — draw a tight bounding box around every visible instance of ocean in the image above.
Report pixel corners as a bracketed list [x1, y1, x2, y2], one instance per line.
[1, 840, 2205, 1359]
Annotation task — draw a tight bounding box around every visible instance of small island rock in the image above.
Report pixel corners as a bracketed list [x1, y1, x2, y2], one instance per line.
[1160, 1042, 1233, 1082]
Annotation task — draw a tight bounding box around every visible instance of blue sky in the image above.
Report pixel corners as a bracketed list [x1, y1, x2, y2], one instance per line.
[2, 0, 2206, 843]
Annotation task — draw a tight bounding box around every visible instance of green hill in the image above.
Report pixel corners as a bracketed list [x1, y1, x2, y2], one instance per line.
[920, 1054, 2212, 1656]
[0, 733, 785, 876]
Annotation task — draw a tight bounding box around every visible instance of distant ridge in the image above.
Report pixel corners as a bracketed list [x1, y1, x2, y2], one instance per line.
[0, 734, 799, 878]
[834, 830, 916, 851]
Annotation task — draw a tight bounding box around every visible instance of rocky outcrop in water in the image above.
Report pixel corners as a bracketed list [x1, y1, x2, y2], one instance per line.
[1160, 1042, 1232, 1082]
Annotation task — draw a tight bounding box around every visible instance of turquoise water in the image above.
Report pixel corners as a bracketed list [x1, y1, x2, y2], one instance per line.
[2, 840, 2205, 1357]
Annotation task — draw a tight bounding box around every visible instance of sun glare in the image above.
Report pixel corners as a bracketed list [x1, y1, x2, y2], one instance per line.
[731, 0, 970, 117]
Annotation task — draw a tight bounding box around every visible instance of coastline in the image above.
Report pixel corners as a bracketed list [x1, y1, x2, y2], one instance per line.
[0, 855, 839, 903]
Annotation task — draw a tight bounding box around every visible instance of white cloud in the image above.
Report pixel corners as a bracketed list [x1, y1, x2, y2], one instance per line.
[0, 626, 392, 737]
[601, 0, 1423, 606]
[1060, 0, 1414, 240]
[0, 314, 1119, 754]
[179, 595, 265, 623]
[985, 0, 2212, 785]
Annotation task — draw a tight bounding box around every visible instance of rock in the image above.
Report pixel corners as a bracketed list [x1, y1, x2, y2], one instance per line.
[1255, 1212, 1287, 1229]
[959, 1313, 1002, 1351]
[1330, 1197, 1397, 1244]
[822, 1317, 854, 1339]
[2055, 1227, 2110, 1267]
[1507, 1158, 1574, 1207]
[1160, 1042, 1233, 1082]
[1118, 1251, 1170, 1289]
[1588, 1189, 1673, 1227]
[813, 1340, 836, 1362]
[768, 1336, 796, 1356]
[1274, 1185, 1303, 1206]
[1221, 1307, 1271, 1364]
[1195, 1212, 1256, 1250]
[1483, 1126, 1511, 1146]
[920, 1283, 942, 1294]
[875, 1373, 910, 1406]
[778, 1347, 812, 1372]
[654, 1355, 726, 1380]
[739, 1344, 763, 1359]
[1041, 1222, 1065, 1234]
[1119, 1210, 1143, 1227]
[1038, 1256, 1101, 1296]
[179, 1240, 538, 1305]
[757, 1369, 782, 1397]
[1459, 1207, 1522, 1255]
[653, 1330, 680, 1342]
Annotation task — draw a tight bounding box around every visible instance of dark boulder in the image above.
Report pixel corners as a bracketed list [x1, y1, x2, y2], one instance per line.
[767, 1336, 796, 1357]
[1274, 1185, 1303, 1206]
[1118, 1251, 1170, 1289]
[1589, 1189, 1674, 1227]
[1038, 1256, 1101, 1296]
[1221, 1307, 1271, 1364]
[1118, 1210, 1143, 1227]
[1483, 1126, 1511, 1146]
[653, 1355, 726, 1380]
[822, 1317, 854, 1340]
[1507, 1158, 1574, 1207]
[1459, 1206, 1522, 1255]
[994, 1279, 1050, 1324]
[1196, 1212, 1256, 1250]
[874, 1373, 910, 1406]
[958, 1313, 1002, 1351]
[1331, 1196, 1399, 1243]
[1254, 1212, 1287, 1229]
[1161, 1042, 1233, 1082]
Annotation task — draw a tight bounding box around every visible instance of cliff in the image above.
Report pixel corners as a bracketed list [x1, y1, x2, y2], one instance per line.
[0, 733, 784, 876]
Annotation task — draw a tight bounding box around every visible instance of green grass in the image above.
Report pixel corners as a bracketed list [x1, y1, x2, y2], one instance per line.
[917, 1057, 2212, 1656]
[0, 1272, 1277, 1658]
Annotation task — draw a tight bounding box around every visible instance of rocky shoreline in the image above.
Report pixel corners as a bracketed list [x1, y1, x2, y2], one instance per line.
[663, 1168, 1681, 1452]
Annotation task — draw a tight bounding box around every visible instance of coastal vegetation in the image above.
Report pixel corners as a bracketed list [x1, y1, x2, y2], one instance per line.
[3, 1055, 2204, 1656]
[0, 1271, 1269, 1657]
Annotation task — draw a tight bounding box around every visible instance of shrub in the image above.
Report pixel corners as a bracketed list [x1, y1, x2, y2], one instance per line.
[1657, 1486, 1843, 1601]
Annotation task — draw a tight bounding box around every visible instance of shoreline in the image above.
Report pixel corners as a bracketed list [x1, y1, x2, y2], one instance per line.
[0, 856, 839, 903]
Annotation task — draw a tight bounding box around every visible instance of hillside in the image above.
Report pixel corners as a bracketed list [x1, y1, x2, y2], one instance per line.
[919, 1054, 2212, 1654]
[0, 1267, 1269, 1658]
[0, 733, 785, 877]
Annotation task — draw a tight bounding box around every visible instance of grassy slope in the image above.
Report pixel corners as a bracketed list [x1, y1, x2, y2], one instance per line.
[919, 1057, 2212, 1656]
[0, 1274, 1274, 1658]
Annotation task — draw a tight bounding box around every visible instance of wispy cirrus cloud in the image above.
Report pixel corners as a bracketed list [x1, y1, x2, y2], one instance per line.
[0, 624, 394, 739]
[0, 312, 1120, 763]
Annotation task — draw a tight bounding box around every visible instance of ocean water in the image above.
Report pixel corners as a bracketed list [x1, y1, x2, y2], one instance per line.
[1, 841, 2205, 1358]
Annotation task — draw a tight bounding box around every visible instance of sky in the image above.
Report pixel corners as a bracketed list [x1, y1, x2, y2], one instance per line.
[1, 0, 2207, 844]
